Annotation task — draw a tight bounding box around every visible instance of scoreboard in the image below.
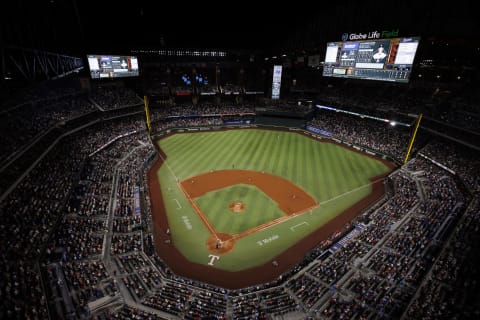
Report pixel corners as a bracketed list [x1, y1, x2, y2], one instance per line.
[87, 55, 139, 79]
[322, 37, 420, 83]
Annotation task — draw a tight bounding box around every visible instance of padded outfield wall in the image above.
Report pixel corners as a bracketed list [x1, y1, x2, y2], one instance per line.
[148, 125, 396, 288]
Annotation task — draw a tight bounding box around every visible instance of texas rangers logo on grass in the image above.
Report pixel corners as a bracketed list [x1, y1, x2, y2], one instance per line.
[148, 128, 395, 288]
[207, 254, 220, 266]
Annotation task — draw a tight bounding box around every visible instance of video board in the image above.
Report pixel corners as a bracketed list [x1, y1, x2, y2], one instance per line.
[272, 65, 282, 100]
[87, 55, 139, 79]
[322, 37, 420, 83]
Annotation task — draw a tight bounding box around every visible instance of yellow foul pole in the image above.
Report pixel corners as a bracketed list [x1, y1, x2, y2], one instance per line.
[403, 113, 423, 164]
[143, 95, 152, 134]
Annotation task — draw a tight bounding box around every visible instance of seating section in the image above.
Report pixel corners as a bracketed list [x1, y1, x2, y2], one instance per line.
[0, 91, 478, 320]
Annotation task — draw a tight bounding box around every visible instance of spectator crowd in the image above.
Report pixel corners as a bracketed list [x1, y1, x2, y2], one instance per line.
[0, 91, 478, 320]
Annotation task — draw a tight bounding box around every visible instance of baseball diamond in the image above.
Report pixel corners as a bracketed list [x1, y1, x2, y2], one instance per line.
[149, 128, 395, 288]
[5, 7, 478, 318]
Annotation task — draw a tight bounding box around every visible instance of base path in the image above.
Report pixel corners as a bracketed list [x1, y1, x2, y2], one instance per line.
[181, 169, 317, 215]
[149, 129, 396, 289]
[206, 233, 236, 254]
[180, 170, 318, 251]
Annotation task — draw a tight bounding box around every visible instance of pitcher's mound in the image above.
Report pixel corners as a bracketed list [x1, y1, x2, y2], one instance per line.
[206, 233, 235, 254]
[229, 201, 245, 213]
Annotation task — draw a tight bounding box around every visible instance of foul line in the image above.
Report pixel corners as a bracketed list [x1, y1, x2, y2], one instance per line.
[157, 150, 179, 182]
[318, 178, 383, 206]
[231, 204, 319, 240]
[230, 177, 386, 240]
[175, 173, 386, 243]
[179, 182, 219, 241]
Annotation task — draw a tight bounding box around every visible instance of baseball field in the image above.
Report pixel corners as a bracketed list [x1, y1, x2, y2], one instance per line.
[149, 128, 394, 288]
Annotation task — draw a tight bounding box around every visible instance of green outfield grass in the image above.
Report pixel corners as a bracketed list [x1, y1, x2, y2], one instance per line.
[195, 184, 285, 234]
[155, 129, 392, 271]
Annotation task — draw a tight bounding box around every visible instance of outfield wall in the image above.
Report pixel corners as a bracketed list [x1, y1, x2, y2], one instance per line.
[152, 124, 399, 166]
[149, 125, 397, 288]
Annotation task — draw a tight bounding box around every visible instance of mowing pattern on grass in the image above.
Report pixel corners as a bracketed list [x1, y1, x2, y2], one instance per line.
[195, 184, 285, 234]
[152, 129, 393, 275]
[160, 130, 387, 205]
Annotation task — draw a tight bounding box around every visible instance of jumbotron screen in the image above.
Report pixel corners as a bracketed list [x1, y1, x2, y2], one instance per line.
[322, 37, 420, 83]
[87, 55, 139, 79]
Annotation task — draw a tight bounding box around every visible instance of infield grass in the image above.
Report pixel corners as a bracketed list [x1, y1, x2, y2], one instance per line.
[155, 129, 392, 271]
[195, 184, 285, 234]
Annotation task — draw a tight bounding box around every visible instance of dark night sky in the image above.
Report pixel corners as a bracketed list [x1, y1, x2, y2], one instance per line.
[2, 0, 479, 55]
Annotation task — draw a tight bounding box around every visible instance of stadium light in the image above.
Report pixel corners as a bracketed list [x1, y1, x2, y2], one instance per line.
[316, 105, 410, 127]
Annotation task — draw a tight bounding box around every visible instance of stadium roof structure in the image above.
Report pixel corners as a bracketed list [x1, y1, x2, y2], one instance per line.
[2, 0, 479, 55]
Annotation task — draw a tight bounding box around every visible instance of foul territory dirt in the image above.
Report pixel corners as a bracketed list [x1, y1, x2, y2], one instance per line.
[148, 130, 395, 289]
